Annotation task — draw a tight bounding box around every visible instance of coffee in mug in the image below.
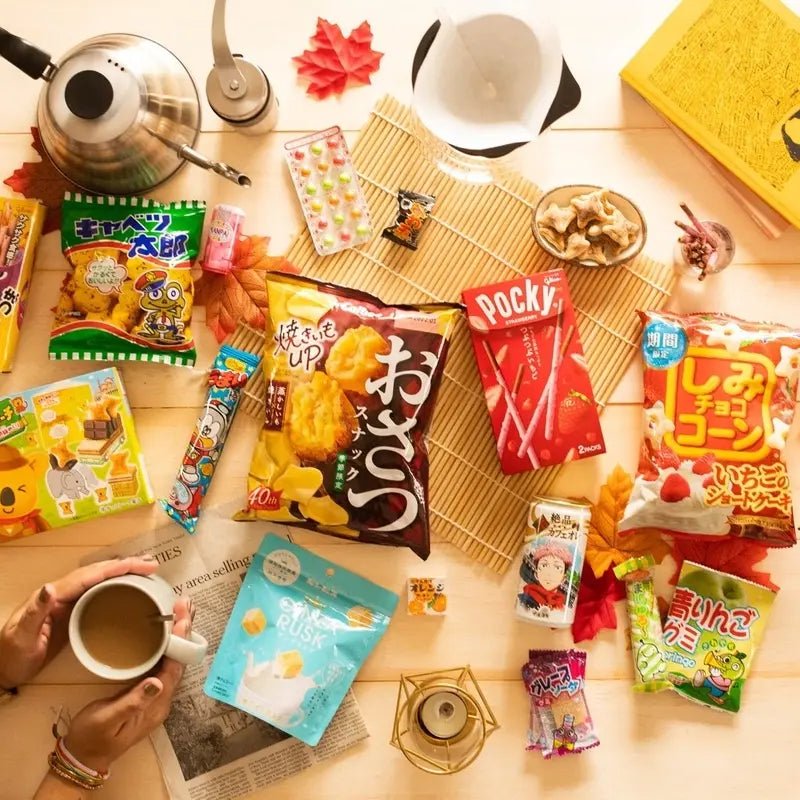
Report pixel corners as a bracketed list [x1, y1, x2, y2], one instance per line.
[79, 584, 164, 670]
[69, 573, 208, 681]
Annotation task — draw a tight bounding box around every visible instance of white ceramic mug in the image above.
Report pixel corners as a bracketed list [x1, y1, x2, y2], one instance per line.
[69, 574, 208, 681]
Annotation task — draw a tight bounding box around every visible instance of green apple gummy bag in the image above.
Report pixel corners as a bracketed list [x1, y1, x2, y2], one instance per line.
[204, 534, 398, 746]
[663, 560, 777, 713]
[50, 193, 205, 366]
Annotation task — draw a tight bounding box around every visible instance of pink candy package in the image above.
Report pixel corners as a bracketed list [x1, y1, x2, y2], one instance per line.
[522, 649, 599, 759]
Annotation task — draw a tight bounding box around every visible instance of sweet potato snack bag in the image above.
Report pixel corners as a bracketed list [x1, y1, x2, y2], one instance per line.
[235, 272, 461, 559]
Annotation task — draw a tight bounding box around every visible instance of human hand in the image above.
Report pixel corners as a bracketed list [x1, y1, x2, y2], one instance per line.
[0, 556, 158, 689]
[63, 596, 193, 773]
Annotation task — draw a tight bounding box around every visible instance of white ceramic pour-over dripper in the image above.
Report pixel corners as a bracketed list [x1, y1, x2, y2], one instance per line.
[412, 0, 566, 154]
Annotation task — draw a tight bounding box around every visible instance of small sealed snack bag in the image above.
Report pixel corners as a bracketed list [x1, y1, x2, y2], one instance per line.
[204, 534, 398, 746]
[0, 198, 45, 372]
[162, 344, 259, 533]
[522, 649, 599, 758]
[0, 367, 152, 541]
[407, 577, 447, 615]
[235, 272, 461, 560]
[382, 189, 435, 250]
[621, 311, 800, 546]
[50, 193, 206, 366]
[614, 555, 671, 693]
[663, 561, 778, 713]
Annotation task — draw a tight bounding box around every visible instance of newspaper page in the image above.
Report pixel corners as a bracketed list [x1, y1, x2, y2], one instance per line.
[84, 505, 369, 799]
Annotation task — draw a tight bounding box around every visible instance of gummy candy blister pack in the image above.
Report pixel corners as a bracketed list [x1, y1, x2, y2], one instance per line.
[284, 126, 373, 256]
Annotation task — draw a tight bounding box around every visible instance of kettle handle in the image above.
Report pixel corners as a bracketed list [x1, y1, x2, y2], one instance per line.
[0, 27, 55, 81]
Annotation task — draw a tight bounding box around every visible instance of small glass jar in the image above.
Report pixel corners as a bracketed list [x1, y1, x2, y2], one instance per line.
[673, 220, 735, 280]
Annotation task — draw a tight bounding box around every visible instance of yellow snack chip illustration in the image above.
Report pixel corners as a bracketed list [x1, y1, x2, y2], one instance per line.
[242, 608, 267, 635]
[300, 495, 349, 527]
[273, 465, 323, 503]
[275, 650, 304, 678]
[286, 288, 337, 324]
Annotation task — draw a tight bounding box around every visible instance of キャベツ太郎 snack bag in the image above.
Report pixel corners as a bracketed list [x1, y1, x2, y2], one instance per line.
[50, 193, 206, 366]
[620, 311, 800, 546]
[235, 272, 462, 559]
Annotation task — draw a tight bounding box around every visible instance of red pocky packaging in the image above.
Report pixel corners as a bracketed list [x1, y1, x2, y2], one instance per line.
[462, 270, 605, 474]
[620, 311, 800, 546]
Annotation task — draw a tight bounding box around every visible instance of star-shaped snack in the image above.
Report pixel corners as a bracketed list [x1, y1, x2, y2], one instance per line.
[539, 202, 576, 234]
[584, 241, 607, 265]
[776, 345, 800, 380]
[564, 232, 592, 260]
[766, 417, 790, 451]
[538, 224, 566, 252]
[644, 401, 675, 448]
[601, 209, 634, 249]
[571, 189, 615, 228]
[705, 321, 748, 353]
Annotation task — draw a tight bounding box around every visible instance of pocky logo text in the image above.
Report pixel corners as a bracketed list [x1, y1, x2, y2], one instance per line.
[467, 273, 562, 331]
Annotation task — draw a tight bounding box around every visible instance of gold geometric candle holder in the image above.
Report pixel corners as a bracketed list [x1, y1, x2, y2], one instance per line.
[390, 665, 499, 775]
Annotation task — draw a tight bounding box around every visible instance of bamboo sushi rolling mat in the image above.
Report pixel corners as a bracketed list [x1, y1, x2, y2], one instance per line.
[236, 95, 676, 573]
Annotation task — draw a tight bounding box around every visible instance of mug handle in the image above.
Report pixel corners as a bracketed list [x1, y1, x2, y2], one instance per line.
[164, 630, 208, 665]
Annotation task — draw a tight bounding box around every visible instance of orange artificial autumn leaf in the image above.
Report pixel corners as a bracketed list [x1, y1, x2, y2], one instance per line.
[4, 127, 77, 235]
[586, 465, 671, 578]
[194, 235, 299, 342]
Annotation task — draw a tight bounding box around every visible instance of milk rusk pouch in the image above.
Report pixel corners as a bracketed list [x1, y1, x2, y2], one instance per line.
[204, 534, 398, 745]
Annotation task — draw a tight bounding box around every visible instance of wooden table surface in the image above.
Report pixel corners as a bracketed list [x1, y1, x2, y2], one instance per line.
[2, 1, 800, 798]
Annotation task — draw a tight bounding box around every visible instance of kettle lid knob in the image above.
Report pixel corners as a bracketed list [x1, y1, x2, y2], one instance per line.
[64, 70, 113, 119]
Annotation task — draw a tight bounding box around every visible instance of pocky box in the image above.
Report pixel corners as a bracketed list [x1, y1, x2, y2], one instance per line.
[0, 198, 45, 372]
[0, 368, 152, 541]
[663, 561, 777, 713]
[462, 270, 605, 474]
[205, 534, 398, 746]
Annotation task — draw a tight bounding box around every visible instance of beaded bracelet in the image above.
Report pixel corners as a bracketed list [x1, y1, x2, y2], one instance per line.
[48, 739, 108, 791]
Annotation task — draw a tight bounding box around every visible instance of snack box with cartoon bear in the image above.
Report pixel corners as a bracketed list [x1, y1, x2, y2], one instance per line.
[0, 367, 153, 541]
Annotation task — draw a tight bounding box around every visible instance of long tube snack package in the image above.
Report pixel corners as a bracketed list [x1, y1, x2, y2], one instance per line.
[614, 554, 672, 693]
[162, 344, 259, 533]
[234, 272, 462, 559]
[0, 198, 45, 372]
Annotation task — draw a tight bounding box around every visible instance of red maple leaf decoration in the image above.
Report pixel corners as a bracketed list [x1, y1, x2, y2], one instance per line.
[194, 235, 299, 342]
[669, 537, 779, 591]
[293, 18, 383, 100]
[571, 563, 627, 644]
[3, 127, 77, 235]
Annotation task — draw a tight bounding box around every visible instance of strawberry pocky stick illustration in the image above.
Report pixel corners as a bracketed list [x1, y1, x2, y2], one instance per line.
[497, 363, 526, 458]
[545, 301, 564, 441]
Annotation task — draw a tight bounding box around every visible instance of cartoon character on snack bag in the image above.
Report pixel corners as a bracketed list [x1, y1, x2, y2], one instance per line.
[192, 400, 231, 464]
[0, 445, 50, 539]
[692, 649, 746, 704]
[135, 269, 186, 343]
[168, 464, 203, 519]
[518, 542, 572, 611]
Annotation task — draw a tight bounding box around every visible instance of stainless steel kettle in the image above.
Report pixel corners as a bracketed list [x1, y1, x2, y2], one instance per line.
[0, 28, 250, 194]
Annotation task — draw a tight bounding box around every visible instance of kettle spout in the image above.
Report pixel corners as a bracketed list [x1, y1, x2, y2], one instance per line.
[148, 128, 251, 187]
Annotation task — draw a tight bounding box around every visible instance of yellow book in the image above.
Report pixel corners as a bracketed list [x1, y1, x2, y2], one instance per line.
[621, 0, 800, 231]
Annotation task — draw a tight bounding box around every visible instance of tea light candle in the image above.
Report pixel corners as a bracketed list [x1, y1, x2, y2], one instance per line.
[418, 691, 468, 740]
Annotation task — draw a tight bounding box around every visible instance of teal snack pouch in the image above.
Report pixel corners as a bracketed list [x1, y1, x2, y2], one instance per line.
[204, 534, 398, 746]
